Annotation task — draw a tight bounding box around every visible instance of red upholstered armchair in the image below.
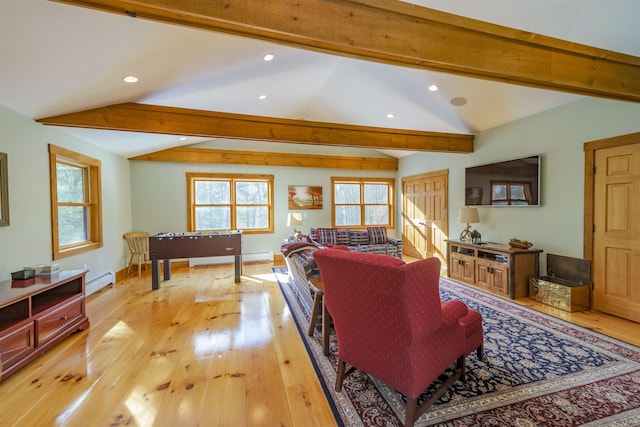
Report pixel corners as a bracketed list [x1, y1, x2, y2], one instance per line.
[314, 248, 476, 427]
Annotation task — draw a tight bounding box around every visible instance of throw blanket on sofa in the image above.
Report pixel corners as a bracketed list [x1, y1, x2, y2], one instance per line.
[281, 241, 321, 257]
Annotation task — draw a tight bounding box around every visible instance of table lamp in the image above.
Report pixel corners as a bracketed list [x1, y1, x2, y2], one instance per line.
[458, 207, 480, 242]
[287, 212, 303, 239]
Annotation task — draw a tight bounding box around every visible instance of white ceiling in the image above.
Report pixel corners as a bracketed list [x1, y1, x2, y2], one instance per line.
[1, 0, 638, 158]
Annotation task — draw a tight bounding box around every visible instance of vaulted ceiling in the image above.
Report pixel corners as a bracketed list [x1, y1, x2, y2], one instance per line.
[1, 0, 638, 158]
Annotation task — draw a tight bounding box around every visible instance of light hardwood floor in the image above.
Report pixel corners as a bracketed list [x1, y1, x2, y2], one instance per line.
[1, 261, 638, 427]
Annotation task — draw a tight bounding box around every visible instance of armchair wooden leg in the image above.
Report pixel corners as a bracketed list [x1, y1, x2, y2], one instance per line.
[405, 397, 418, 427]
[476, 344, 484, 361]
[335, 359, 346, 392]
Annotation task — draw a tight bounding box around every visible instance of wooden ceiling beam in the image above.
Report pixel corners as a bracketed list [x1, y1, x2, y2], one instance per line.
[52, 0, 640, 102]
[129, 147, 398, 170]
[37, 103, 474, 153]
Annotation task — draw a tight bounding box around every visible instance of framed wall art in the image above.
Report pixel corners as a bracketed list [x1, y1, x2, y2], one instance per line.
[288, 185, 323, 210]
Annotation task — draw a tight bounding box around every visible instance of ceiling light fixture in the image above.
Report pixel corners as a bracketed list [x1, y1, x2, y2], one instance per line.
[179, 137, 187, 141]
[428, 84, 439, 92]
[123, 75, 138, 83]
[258, 94, 267, 100]
[386, 113, 395, 119]
[263, 53, 274, 61]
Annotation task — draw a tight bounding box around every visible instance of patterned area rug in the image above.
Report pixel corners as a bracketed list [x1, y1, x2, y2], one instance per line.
[272, 267, 640, 426]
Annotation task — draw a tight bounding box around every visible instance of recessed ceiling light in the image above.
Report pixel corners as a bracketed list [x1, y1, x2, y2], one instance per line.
[450, 97, 468, 106]
[428, 84, 439, 92]
[263, 53, 275, 61]
[258, 94, 267, 100]
[123, 75, 138, 83]
[386, 113, 395, 119]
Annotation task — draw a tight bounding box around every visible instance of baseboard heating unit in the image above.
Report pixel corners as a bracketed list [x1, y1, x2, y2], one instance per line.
[86, 271, 115, 296]
[189, 251, 273, 267]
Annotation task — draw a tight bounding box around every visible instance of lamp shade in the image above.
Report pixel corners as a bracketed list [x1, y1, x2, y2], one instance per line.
[287, 212, 303, 227]
[458, 207, 480, 224]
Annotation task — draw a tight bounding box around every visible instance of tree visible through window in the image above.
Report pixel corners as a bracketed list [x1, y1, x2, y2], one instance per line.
[49, 144, 103, 259]
[187, 173, 274, 233]
[332, 177, 394, 227]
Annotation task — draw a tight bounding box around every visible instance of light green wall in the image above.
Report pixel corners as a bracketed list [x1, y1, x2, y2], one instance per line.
[0, 106, 133, 282]
[2, 96, 638, 282]
[130, 140, 397, 255]
[399, 97, 640, 270]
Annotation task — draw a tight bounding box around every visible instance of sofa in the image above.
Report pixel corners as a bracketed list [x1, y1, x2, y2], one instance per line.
[309, 227, 403, 259]
[281, 241, 324, 314]
[280, 227, 403, 312]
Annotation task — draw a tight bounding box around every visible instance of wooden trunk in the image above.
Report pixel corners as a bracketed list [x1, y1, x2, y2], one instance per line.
[529, 277, 590, 312]
[529, 254, 591, 312]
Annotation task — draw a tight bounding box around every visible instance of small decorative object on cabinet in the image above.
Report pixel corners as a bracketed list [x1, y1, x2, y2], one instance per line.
[447, 240, 542, 299]
[0, 270, 89, 381]
[509, 238, 533, 249]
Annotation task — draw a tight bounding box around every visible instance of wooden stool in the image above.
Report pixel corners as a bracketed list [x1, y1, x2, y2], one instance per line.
[307, 277, 331, 356]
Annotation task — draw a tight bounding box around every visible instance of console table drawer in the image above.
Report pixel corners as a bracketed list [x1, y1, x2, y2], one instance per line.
[36, 296, 84, 347]
[0, 321, 35, 374]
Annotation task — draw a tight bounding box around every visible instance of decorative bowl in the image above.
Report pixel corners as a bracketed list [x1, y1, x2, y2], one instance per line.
[509, 240, 533, 249]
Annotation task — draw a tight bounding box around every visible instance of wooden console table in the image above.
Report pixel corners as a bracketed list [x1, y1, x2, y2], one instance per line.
[149, 231, 242, 290]
[447, 240, 542, 299]
[0, 270, 89, 381]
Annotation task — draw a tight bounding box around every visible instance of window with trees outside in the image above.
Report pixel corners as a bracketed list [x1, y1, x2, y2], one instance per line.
[49, 144, 103, 260]
[187, 173, 274, 234]
[490, 181, 532, 205]
[332, 177, 394, 228]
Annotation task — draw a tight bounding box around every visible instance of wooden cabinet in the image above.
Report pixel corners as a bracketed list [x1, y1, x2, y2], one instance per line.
[447, 240, 542, 299]
[0, 271, 89, 381]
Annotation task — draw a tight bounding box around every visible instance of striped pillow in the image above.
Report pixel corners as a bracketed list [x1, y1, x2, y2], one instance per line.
[348, 230, 370, 245]
[336, 229, 351, 245]
[315, 228, 337, 245]
[367, 227, 388, 244]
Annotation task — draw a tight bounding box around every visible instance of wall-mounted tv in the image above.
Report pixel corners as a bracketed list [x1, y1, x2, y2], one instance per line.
[465, 154, 540, 206]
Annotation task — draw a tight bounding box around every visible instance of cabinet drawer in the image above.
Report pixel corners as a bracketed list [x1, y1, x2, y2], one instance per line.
[35, 296, 84, 347]
[0, 321, 35, 373]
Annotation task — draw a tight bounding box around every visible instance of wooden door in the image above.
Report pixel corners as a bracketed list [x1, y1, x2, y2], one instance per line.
[591, 142, 640, 322]
[402, 170, 448, 263]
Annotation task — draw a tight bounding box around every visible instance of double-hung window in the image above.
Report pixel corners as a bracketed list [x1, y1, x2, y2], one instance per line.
[49, 144, 103, 259]
[187, 173, 274, 233]
[332, 177, 394, 228]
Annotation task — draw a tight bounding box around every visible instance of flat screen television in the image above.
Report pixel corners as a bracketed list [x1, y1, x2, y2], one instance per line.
[465, 154, 540, 206]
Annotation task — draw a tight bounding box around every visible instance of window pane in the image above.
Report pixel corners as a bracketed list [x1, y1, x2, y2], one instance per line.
[236, 206, 268, 229]
[335, 183, 360, 204]
[236, 181, 268, 204]
[364, 184, 388, 204]
[335, 205, 360, 226]
[365, 205, 389, 225]
[195, 206, 230, 230]
[511, 184, 526, 200]
[57, 163, 85, 203]
[58, 206, 87, 245]
[196, 181, 230, 204]
[492, 184, 507, 200]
